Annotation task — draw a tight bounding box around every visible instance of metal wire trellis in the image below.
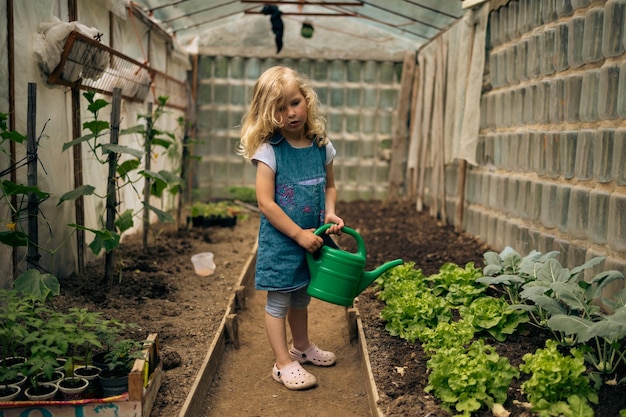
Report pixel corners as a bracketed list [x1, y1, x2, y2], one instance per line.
[47, 31, 187, 110]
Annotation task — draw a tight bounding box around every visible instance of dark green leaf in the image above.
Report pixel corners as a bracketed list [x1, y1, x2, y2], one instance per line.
[2, 181, 49, 199]
[151, 137, 173, 149]
[69, 224, 120, 254]
[117, 159, 141, 179]
[62, 132, 97, 152]
[13, 270, 60, 301]
[145, 203, 174, 223]
[115, 209, 134, 233]
[0, 230, 28, 247]
[83, 120, 109, 135]
[57, 185, 96, 206]
[101, 144, 143, 159]
[0, 130, 26, 143]
[87, 99, 110, 114]
[120, 125, 145, 136]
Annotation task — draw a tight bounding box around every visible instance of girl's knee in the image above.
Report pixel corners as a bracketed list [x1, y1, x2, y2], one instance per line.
[265, 287, 311, 318]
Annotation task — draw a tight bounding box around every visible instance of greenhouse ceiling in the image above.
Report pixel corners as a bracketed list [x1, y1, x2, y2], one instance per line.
[132, 0, 471, 49]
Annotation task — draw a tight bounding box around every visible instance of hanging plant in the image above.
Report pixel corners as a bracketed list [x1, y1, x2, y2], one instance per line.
[301, 22, 314, 39]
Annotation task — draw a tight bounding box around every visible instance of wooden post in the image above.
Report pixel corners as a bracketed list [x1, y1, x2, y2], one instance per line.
[454, 160, 467, 232]
[71, 89, 85, 274]
[8, 0, 17, 276]
[406, 62, 421, 200]
[234, 285, 246, 310]
[346, 307, 358, 343]
[188, 55, 199, 204]
[26, 83, 40, 269]
[416, 55, 435, 213]
[432, 39, 447, 224]
[225, 313, 240, 349]
[68, 0, 85, 274]
[178, 118, 190, 229]
[104, 88, 122, 284]
[143, 102, 153, 252]
[387, 51, 416, 201]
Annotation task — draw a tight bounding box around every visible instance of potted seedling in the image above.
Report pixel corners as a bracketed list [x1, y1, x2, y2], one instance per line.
[55, 308, 106, 400]
[22, 350, 62, 401]
[0, 362, 25, 401]
[98, 337, 151, 397]
[0, 290, 30, 399]
[188, 201, 242, 228]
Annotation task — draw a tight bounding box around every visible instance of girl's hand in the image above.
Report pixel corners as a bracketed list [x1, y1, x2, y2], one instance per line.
[324, 214, 344, 236]
[296, 228, 324, 253]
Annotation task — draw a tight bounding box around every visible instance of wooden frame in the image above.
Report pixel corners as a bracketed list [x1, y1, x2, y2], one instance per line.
[0, 334, 162, 417]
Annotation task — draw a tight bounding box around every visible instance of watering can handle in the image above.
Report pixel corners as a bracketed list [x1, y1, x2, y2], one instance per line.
[313, 224, 366, 258]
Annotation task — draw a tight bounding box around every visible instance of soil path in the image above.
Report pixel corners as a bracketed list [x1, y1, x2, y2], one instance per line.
[202, 285, 372, 417]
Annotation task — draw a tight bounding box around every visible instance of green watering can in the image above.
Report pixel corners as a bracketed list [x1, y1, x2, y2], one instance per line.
[306, 223, 403, 307]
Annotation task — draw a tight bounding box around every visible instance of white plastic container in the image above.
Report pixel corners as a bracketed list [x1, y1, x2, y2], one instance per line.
[191, 252, 216, 276]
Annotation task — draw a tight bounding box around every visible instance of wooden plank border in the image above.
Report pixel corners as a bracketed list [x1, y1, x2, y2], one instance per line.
[177, 243, 257, 417]
[353, 301, 385, 417]
[178, 240, 385, 417]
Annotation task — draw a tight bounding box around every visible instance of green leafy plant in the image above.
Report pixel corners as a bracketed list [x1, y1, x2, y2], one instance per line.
[517, 257, 626, 377]
[58, 92, 181, 283]
[227, 186, 256, 203]
[57, 308, 110, 381]
[375, 262, 428, 301]
[101, 338, 151, 377]
[547, 289, 626, 378]
[425, 339, 519, 416]
[459, 296, 529, 342]
[477, 246, 560, 305]
[59, 92, 144, 255]
[0, 113, 63, 292]
[419, 319, 474, 356]
[426, 262, 487, 307]
[135, 95, 183, 217]
[0, 290, 33, 389]
[190, 201, 242, 219]
[380, 289, 451, 342]
[520, 339, 598, 417]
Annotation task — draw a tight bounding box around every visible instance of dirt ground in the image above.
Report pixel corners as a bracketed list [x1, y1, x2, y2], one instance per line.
[53, 199, 625, 417]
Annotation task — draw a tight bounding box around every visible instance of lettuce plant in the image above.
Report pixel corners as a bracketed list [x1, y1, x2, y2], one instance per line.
[459, 296, 529, 342]
[520, 339, 598, 417]
[380, 290, 451, 342]
[375, 262, 428, 301]
[426, 262, 486, 307]
[419, 319, 474, 356]
[425, 339, 518, 416]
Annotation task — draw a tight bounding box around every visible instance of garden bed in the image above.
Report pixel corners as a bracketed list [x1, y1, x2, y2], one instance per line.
[45, 200, 625, 417]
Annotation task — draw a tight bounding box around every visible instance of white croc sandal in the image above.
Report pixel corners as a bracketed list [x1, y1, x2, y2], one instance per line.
[272, 361, 317, 390]
[289, 343, 336, 366]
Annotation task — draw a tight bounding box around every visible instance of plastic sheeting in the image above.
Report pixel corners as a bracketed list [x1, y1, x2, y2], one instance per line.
[33, 16, 107, 83]
[407, 3, 489, 213]
[0, 0, 189, 285]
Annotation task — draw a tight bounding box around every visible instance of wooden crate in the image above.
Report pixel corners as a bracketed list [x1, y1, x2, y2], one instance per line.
[0, 333, 162, 417]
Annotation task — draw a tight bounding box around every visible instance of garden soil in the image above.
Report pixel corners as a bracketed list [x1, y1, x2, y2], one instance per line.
[53, 200, 625, 417]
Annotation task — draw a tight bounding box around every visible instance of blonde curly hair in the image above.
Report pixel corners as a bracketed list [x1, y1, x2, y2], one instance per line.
[237, 66, 327, 159]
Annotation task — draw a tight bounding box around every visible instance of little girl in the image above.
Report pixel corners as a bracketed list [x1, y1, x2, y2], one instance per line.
[237, 66, 344, 390]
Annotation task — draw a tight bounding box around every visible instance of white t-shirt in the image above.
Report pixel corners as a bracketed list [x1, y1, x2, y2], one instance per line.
[252, 140, 336, 172]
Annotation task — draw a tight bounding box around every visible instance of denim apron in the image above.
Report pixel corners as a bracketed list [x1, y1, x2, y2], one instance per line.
[255, 133, 327, 291]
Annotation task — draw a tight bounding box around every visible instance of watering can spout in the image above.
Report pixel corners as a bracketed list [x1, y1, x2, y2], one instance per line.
[359, 259, 403, 295]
